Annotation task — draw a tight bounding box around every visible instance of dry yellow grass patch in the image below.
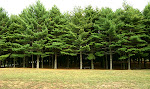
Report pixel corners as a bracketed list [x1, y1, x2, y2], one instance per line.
[0, 68, 150, 89]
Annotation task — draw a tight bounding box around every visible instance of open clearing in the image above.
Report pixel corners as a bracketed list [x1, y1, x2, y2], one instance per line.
[0, 68, 150, 89]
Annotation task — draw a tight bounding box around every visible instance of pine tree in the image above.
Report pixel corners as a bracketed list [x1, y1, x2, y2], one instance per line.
[0, 8, 10, 66]
[45, 5, 67, 69]
[94, 8, 118, 70]
[4, 14, 30, 68]
[69, 7, 91, 69]
[19, 1, 48, 68]
[116, 3, 147, 70]
[143, 3, 150, 63]
[84, 6, 98, 69]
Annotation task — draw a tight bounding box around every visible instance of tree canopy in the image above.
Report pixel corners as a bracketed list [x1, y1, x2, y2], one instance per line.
[0, 1, 150, 70]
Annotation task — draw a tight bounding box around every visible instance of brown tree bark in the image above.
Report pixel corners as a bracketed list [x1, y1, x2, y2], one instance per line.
[0, 61, 1, 68]
[110, 48, 112, 70]
[36, 55, 39, 68]
[32, 55, 34, 68]
[105, 55, 108, 69]
[128, 57, 131, 70]
[80, 51, 82, 69]
[13, 59, 15, 68]
[54, 53, 57, 69]
[144, 58, 146, 68]
[41, 58, 43, 68]
[67, 56, 69, 68]
[23, 57, 25, 68]
[91, 59, 94, 69]
[52, 55, 54, 68]
[49, 56, 51, 68]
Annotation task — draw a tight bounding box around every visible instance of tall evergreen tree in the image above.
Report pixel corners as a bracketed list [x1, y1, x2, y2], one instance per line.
[7, 15, 30, 68]
[94, 8, 118, 70]
[143, 3, 150, 62]
[19, 1, 48, 68]
[84, 6, 99, 69]
[0, 8, 10, 67]
[116, 4, 147, 70]
[45, 5, 68, 69]
[69, 7, 91, 69]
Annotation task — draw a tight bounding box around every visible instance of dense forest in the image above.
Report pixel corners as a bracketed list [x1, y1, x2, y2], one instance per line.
[0, 1, 150, 70]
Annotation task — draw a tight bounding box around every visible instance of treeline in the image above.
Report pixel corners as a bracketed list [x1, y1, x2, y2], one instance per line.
[0, 1, 150, 70]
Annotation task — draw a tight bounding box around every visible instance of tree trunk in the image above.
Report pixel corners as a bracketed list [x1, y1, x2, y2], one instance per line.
[52, 55, 54, 68]
[75, 57, 78, 67]
[54, 53, 57, 69]
[105, 55, 108, 69]
[13, 59, 15, 68]
[128, 57, 131, 70]
[91, 59, 94, 69]
[49, 56, 51, 68]
[37, 55, 39, 68]
[144, 58, 146, 68]
[121, 59, 124, 69]
[0, 61, 1, 68]
[19, 59, 21, 68]
[3, 61, 5, 68]
[123, 59, 125, 70]
[80, 51, 82, 69]
[67, 56, 69, 68]
[6, 60, 8, 68]
[42, 58, 43, 68]
[26, 57, 29, 68]
[102, 58, 106, 69]
[11, 59, 12, 67]
[32, 55, 34, 68]
[141, 58, 142, 68]
[23, 57, 25, 68]
[138, 57, 141, 69]
[109, 48, 112, 70]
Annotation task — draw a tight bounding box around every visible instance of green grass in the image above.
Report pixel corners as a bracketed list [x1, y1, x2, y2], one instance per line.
[0, 68, 150, 89]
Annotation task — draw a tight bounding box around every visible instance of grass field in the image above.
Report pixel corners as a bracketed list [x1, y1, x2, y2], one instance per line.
[0, 68, 150, 89]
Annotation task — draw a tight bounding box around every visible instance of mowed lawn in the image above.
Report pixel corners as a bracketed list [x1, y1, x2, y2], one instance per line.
[0, 68, 150, 89]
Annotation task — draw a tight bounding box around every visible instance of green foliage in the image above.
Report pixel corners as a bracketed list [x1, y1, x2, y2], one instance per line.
[0, 8, 10, 56]
[0, 1, 150, 69]
[0, 53, 11, 60]
[87, 53, 95, 60]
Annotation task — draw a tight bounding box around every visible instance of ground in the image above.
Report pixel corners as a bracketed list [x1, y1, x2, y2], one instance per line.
[0, 68, 150, 89]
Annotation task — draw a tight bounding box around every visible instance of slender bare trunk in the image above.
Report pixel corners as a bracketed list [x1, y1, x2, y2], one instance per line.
[121, 60, 122, 69]
[37, 55, 39, 68]
[23, 57, 25, 68]
[110, 48, 112, 70]
[42, 58, 43, 68]
[54, 53, 57, 69]
[141, 58, 142, 69]
[105, 55, 108, 69]
[80, 51, 82, 69]
[32, 55, 34, 68]
[138, 57, 141, 69]
[26, 57, 29, 68]
[144, 58, 146, 68]
[91, 59, 94, 69]
[67, 56, 69, 68]
[13, 59, 15, 68]
[49, 56, 51, 68]
[123, 59, 125, 69]
[4, 61, 5, 68]
[0, 61, 1, 68]
[52, 55, 54, 68]
[128, 57, 130, 70]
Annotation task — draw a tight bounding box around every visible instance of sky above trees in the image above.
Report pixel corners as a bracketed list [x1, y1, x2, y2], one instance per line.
[0, 0, 149, 15]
